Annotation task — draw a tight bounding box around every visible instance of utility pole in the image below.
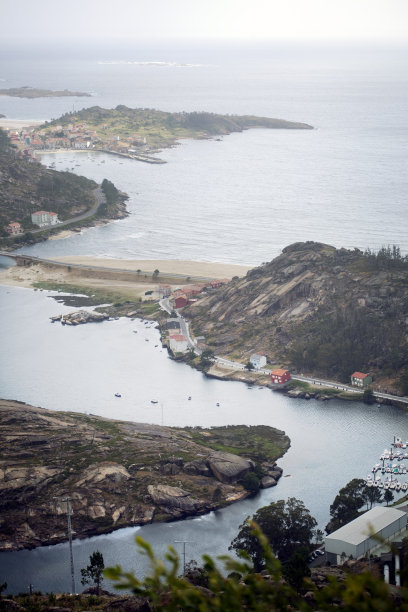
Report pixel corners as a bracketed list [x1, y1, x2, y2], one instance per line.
[174, 540, 192, 575]
[53, 496, 76, 594]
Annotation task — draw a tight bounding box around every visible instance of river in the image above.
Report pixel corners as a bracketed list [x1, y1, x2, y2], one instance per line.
[0, 285, 407, 593]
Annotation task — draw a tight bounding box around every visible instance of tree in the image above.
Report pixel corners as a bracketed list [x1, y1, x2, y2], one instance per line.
[152, 269, 159, 279]
[364, 485, 383, 509]
[384, 489, 394, 506]
[80, 550, 105, 594]
[200, 349, 215, 369]
[0, 582, 7, 598]
[245, 361, 255, 371]
[229, 497, 318, 571]
[326, 478, 367, 533]
[241, 472, 260, 494]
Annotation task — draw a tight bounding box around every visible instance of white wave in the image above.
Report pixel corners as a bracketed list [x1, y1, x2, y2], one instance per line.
[97, 60, 203, 68]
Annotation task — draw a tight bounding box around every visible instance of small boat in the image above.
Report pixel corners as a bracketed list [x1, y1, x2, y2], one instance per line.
[115, 393, 121, 398]
[151, 400, 158, 404]
[216, 402, 220, 406]
[188, 396, 192, 400]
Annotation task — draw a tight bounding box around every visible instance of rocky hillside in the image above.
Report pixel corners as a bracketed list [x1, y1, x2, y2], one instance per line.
[0, 128, 97, 233]
[185, 242, 408, 393]
[0, 399, 289, 552]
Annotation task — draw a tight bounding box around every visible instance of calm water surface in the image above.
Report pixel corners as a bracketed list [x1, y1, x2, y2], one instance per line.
[0, 286, 407, 593]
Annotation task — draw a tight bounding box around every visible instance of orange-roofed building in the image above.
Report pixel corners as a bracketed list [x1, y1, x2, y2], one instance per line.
[270, 369, 291, 384]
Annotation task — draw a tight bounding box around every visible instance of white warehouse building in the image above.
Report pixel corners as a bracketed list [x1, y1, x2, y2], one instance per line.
[325, 506, 408, 565]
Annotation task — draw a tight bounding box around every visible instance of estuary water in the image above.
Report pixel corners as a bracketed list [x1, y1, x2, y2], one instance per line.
[1, 41, 408, 593]
[0, 286, 408, 593]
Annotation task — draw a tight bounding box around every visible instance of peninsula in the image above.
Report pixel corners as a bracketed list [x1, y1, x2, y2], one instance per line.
[32, 105, 313, 160]
[0, 86, 91, 98]
[0, 399, 289, 552]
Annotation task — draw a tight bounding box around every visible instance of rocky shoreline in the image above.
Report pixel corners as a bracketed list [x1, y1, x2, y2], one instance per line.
[0, 399, 289, 552]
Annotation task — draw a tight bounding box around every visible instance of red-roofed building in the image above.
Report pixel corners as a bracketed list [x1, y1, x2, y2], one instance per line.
[169, 334, 188, 353]
[270, 369, 291, 384]
[351, 372, 372, 388]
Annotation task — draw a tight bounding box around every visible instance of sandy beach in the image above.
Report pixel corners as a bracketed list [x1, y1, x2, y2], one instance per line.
[53, 256, 252, 279]
[0, 119, 43, 130]
[0, 257, 252, 297]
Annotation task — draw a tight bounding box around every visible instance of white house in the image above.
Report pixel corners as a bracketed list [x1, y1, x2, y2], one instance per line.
[169, 334, 188, 354]
[31, 211, 59, 227]
[250, 353, 267, 370]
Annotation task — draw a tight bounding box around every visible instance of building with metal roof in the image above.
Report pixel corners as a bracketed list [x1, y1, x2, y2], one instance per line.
[325, 506, 408, 565]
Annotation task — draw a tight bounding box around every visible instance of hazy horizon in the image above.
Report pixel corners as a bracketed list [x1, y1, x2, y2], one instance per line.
[2, 0, 408, 48]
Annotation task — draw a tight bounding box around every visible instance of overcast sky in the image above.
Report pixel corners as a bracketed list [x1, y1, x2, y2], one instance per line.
[2, 0, 408, 46]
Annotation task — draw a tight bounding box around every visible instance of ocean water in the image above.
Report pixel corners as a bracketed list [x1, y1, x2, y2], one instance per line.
[1, 42, 407, 262]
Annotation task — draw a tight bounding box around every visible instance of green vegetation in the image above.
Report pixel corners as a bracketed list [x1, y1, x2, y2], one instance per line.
[326, 478, 383, 534]
[0, 86, 90, 98]
[184, 425, 290, 464]
[81, 551, 105, 595]
[40, 105, 312, 150]
[0, 128, 97, 235]
[229, 498, 319, 571]
[104, 527, 408, 610]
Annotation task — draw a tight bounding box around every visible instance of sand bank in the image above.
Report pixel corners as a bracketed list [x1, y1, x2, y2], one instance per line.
[53, 256, 252, 279]
[0, 119, 43, 130]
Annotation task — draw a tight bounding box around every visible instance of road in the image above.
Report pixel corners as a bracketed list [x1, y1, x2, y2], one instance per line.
[30, 186, 105, 234]
[158, 301, 408, 405]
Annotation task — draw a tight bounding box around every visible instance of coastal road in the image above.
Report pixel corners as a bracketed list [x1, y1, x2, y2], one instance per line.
[28, 186, 106, 234]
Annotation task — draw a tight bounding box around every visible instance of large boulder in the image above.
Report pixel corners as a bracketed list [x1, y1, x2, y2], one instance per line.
[260, 476, 277, 488]
[147, 484, 202, 515]
[183, 460, 211, 477]
[207, 452, 254, 484]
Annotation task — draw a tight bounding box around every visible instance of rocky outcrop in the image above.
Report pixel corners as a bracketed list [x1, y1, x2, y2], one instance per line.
[59, 310, 109, 325]
[0, 400, 289, 552]
[207, 451, 254, 484]
[147, 484, 204, 516]
[185, 242, 408, 393]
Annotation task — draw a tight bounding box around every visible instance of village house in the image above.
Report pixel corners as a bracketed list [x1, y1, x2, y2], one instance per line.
[249, 353, 267, 370]
[270, 369, 291, 384]
[4, 221, 22, 235]
[157, 284, 171, 298]
[31, 211, 59, 227]
[169, 334, 188, 353]
[173, 294, 188, 309]
[351, 371, 372, 388]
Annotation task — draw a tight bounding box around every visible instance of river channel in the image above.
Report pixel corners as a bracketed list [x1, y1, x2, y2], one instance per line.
[1, 285, 408, 593]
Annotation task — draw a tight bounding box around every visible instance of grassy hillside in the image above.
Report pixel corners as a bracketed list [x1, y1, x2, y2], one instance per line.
[39, 105, 313, 150]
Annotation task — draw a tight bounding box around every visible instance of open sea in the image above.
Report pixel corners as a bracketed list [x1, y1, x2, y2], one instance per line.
[1, 41, 408, 593]
[1, 42, 407, 262]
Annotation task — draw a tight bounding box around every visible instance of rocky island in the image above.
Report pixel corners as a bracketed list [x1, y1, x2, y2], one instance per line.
[0, 86, 91, 98]
[0, 399, 289, 552]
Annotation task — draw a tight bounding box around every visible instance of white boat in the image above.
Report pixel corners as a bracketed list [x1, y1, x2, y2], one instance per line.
[390, 482, 396, 489]
[396, 482, 401, 491]
[402, 483, 408, 491]
[151, 400, 158, 404]
[384, 482, 389, 489]
[378, 481, 384, 488]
